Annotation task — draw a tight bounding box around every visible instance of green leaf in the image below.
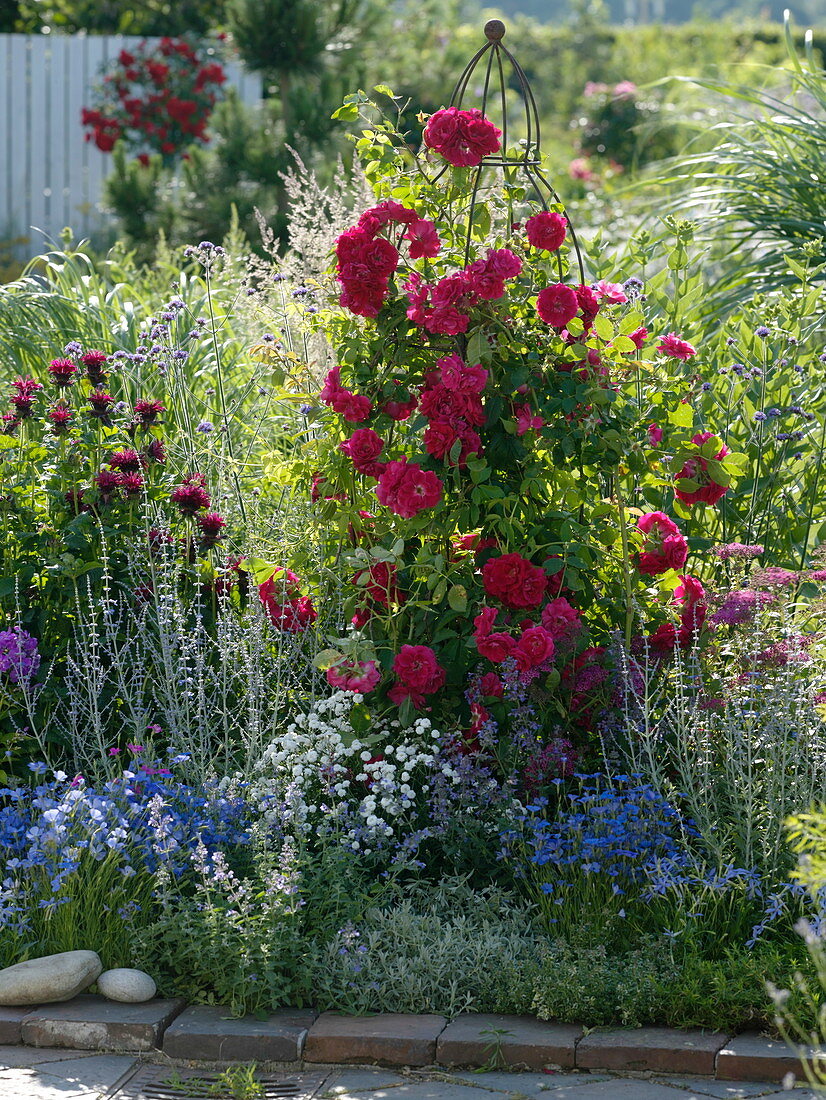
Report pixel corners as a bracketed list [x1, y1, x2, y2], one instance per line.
[331, 103, 359, 121]
[668, 404, 694, 429]
[593, 313, 614, 341]
[448, 585, 468, 613]
[314, 649, 342, 670]
[373, 84, 395, 98]
[566, 317, 585, 337]
[466, 329, 490, 365]
[786, 257, 808, 281]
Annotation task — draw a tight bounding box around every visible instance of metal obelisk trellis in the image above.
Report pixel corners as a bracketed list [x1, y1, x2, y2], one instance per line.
[436, 19, 586, 285]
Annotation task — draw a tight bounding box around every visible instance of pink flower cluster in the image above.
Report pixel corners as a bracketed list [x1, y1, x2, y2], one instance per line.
[636, 512, 688, 576]
[657, 333, 696, 360]
[389, 644, 446, 708]
[470, 556, 585, 677]
[405, 248, 522, 335]
[482, 552, 547, 610]
[536, 283, 600, 331]
[335, 200, 440, 318]
[320, 366, 372, 423]
[674, 431, 730, 506]
[474, 606, 556, 671]
[259, 570, 317, 633]
[525, 211, 567, 252]
[423, 106, 501, 167]
[340, 428, 385, 478]
[421, 353, 486, 467]
[644, 574, 707, 655]
[375, 457, 443, 519]
[326, 658, 381, 694]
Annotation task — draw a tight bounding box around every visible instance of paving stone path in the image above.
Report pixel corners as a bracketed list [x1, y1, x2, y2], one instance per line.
[0, 1049, 820, 1100]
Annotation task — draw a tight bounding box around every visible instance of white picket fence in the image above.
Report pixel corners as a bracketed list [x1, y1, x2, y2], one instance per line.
[0, 34, 262, 260]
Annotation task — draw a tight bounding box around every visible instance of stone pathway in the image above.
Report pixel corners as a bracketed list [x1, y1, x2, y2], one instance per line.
[0, 1050, 820, 1100]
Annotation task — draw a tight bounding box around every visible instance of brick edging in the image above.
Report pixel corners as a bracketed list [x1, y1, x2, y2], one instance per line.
[0, 1002, 814, 1085]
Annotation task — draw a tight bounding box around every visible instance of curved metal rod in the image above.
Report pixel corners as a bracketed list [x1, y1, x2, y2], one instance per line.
[423, 25, 588, 288]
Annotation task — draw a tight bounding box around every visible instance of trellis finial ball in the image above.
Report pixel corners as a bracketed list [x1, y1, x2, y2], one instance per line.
[484, 18, 506, 40]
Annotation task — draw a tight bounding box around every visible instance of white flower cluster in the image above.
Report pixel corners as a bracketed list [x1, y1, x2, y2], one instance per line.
[253, 691, 459, 850]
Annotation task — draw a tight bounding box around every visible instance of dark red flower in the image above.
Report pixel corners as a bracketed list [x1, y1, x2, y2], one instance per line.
[133, 399, 165, 426]
[108, 449, 145, 473]
[48, 404, 73, 435]
[171, 473, 210, 515]
[48, 359, 78, 387]
[80, 350, 109, 384]
[198, 511, 226, 546]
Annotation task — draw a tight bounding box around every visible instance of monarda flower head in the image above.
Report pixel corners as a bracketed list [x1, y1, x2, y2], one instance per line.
[88, 391, 115, 420]
[48, 358, 78, 387]
[80, 350, 109, 385]
[108, 449, 145, 473]
[48, 404, 73, 435]
[197, 511, 226, 546]
[133, 399, 165, 427]
[171, 473, 210, 515]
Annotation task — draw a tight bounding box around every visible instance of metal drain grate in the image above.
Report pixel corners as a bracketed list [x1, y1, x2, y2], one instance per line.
[115, 1066, 327, 1100]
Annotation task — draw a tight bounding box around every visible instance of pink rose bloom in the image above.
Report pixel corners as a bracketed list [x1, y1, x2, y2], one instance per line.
[674, 574, 707, 634]
[569, 158, 594, 181]
[613, 81, 637, 98]
[592, 280, 628, 304]
[358, 237, 399, 278]
[647, 622, 678, 657]
[648, 423, 663, 446]
[476, 631, 518, 663]
[376, 457, 443, 518]
[423, 106, 501, 167]
[319, 366, 343, 405]
[479, 671, 504, 698]
[575, 285, 600, 324]
[537, 284, 579, 328]
[424, 305, 470, 335]
[629, 327, 648, 349]
[515, 403, 544, 436]
[541, 597, 582, 638]
[326, 658, 381, 694]
[483, 552, 547, 610]
[525, 211, 567, 252]
[674, 431, 730, 506]
[406, 218, 441, 259]
[340, 428, 385, 477]
[484, 247, 523, 278]
[636, 511, 688, 576]
[392, 644, 445, 695]
[473, 606, 498, 638]
[657, 332, 697, 360]
[439, 353, 488, 394]
[333, 391, 372, 423]
[514, 626, 556, 670]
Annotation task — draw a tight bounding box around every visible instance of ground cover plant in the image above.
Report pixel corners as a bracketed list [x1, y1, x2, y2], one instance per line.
[1, 18, 826, 1035]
